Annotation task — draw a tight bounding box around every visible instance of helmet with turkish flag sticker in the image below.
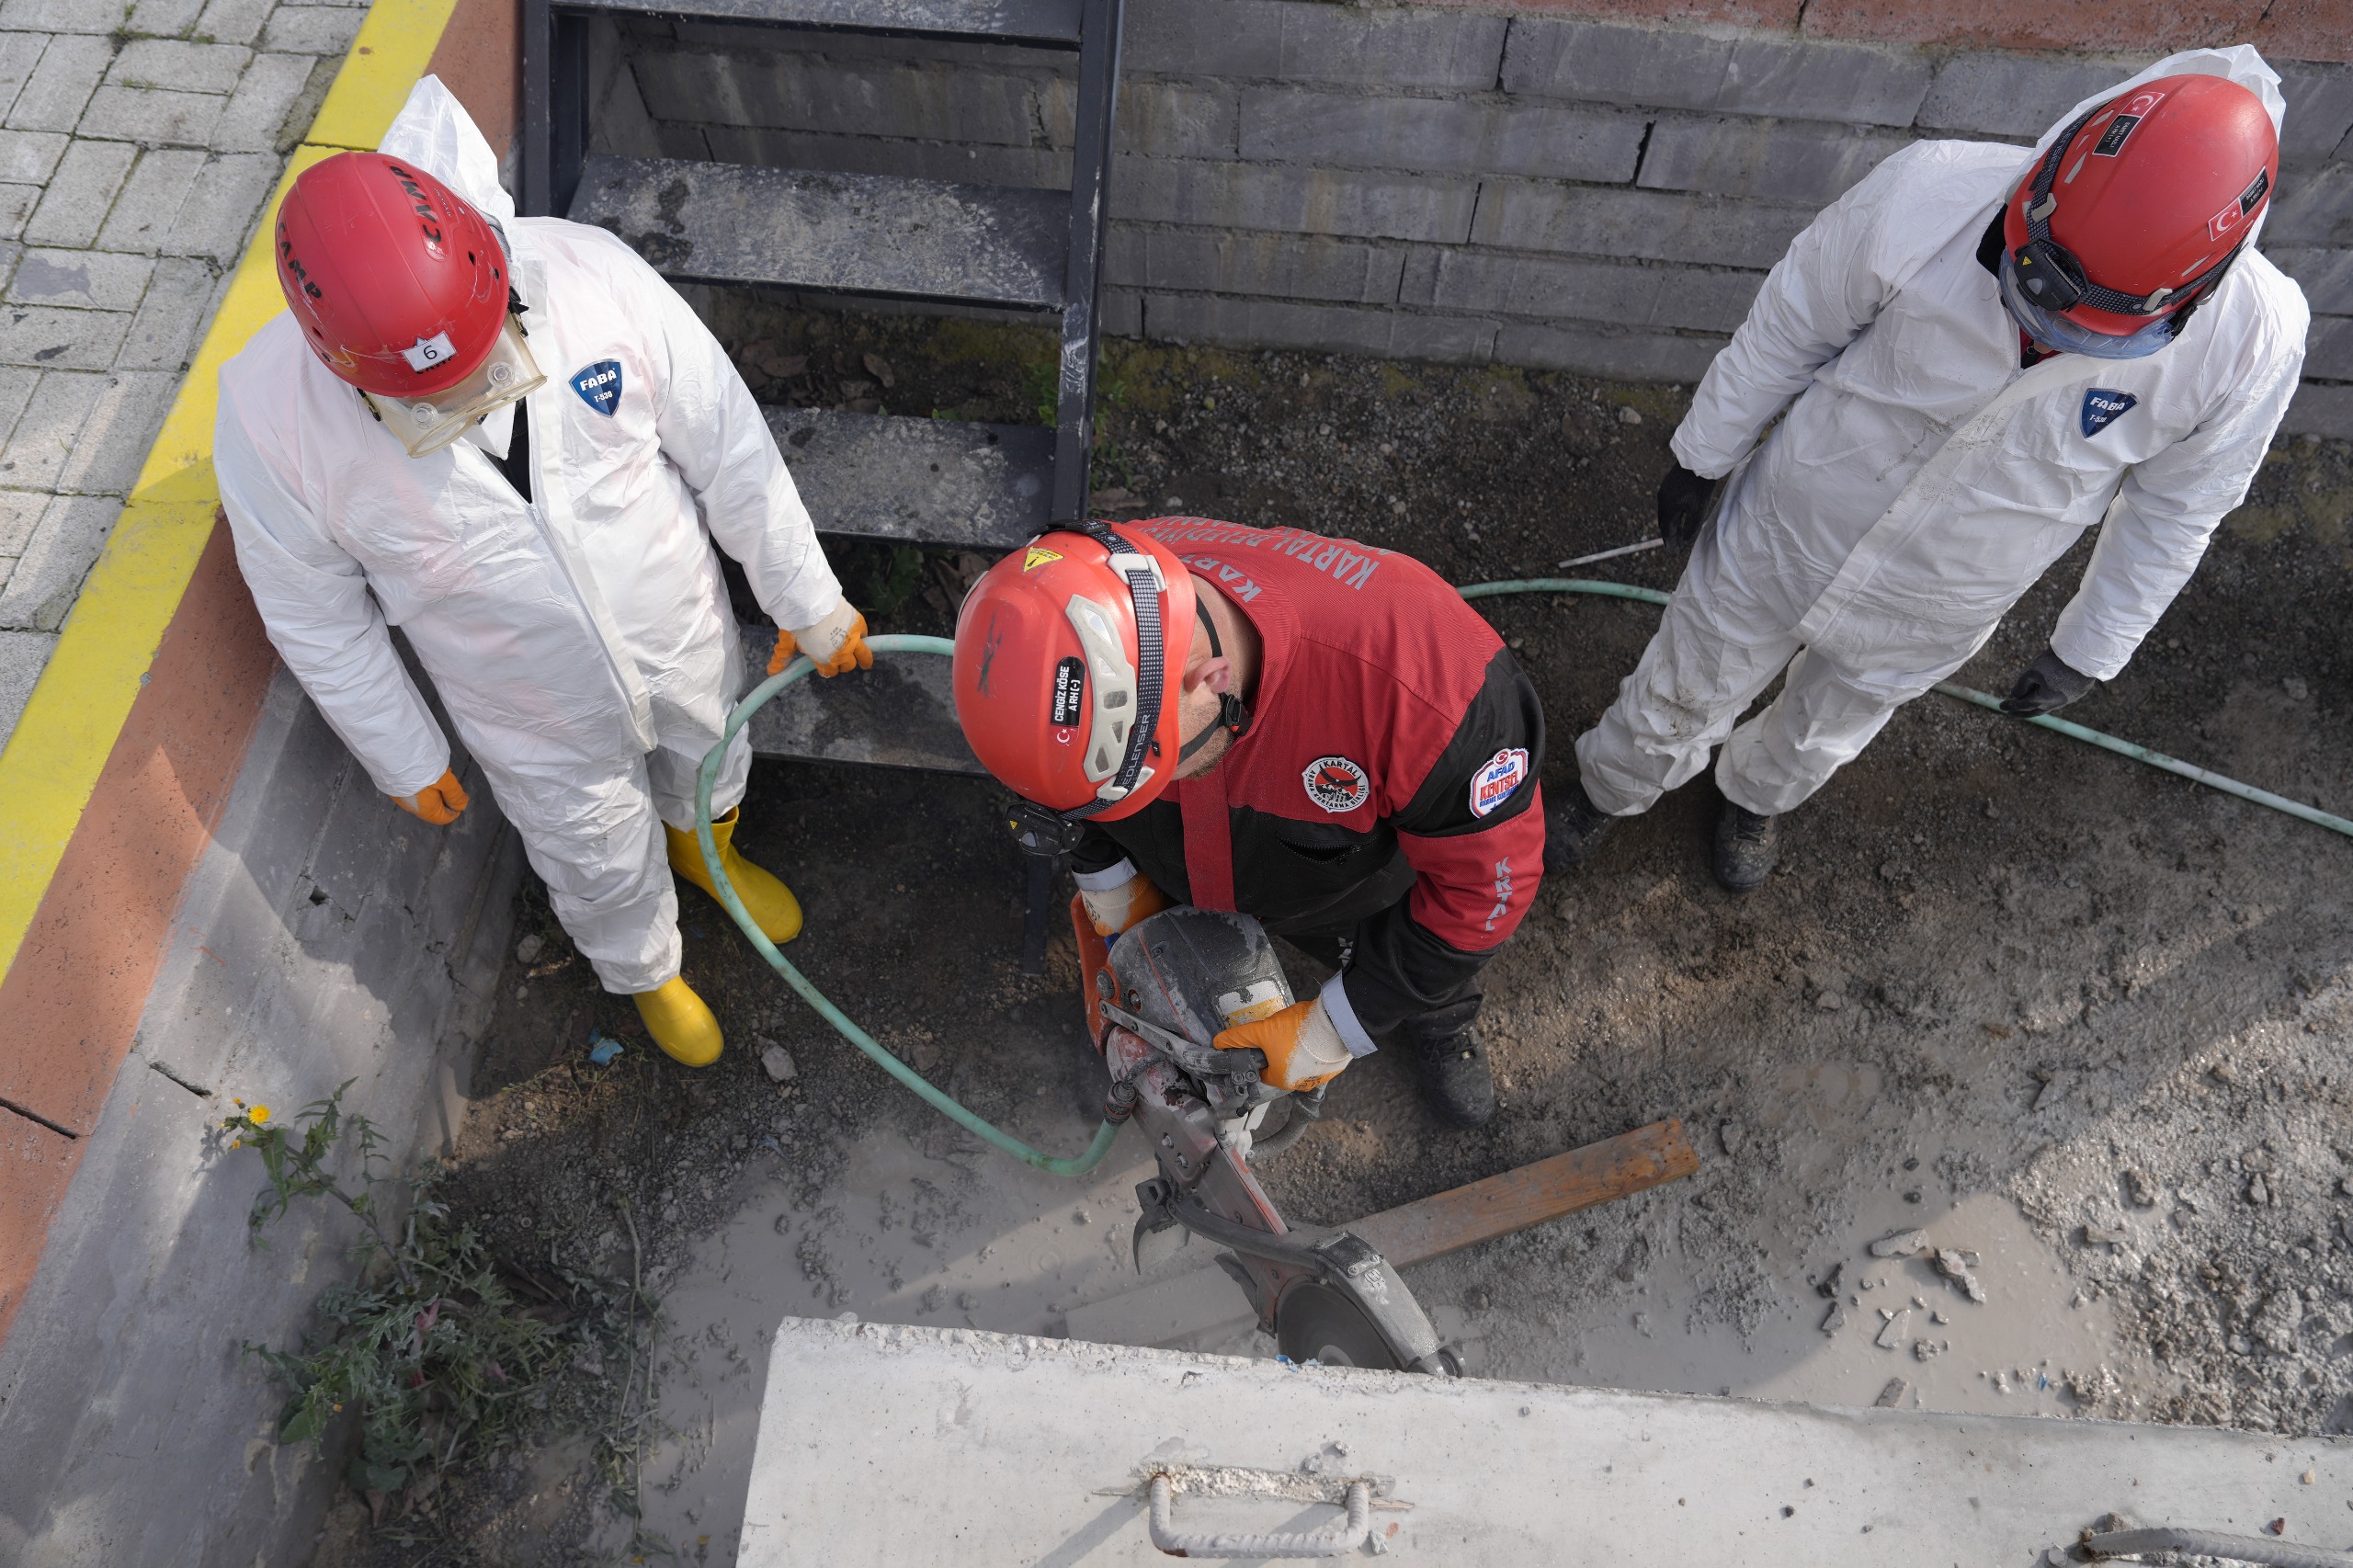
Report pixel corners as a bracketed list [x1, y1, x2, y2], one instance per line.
[952, 522, 1197, 824]
[276, 151, 544, 451]
[1999, 74, 2279, 358]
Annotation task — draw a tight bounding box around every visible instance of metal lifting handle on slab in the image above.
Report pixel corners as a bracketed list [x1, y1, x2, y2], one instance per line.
[1458, 578, 2353, 842]
[1147, 1475, 1372, 1559]
[2083, 1527, 2353, 1567]
[695, 633, 1120, 1177]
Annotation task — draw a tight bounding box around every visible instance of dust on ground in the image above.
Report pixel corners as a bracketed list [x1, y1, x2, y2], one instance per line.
[309, 304, 2353, 1564]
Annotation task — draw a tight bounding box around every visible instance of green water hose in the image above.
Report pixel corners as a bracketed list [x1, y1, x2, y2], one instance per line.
[1461, 578, 2353, 840]
[695, 632, 1120, 1177]
[698, 581, 2348, 1181]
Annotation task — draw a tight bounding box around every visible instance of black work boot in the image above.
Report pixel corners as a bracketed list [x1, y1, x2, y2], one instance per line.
[1544, 780, 1618, 873]
[1712, 801, 1780, 892]
[1402, 1006, 1495, 1129]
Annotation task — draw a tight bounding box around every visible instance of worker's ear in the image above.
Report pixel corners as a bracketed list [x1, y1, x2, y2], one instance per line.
[1182, 649, 1233, 696]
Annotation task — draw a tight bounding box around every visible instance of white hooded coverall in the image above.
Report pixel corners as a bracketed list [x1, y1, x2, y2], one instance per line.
[1574, 47, 2310, 820]
[215, 80, 842, 994]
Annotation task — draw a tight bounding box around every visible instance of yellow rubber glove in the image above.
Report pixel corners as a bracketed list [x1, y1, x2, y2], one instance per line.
[1213, 998, 1354, 1093]
[391, 768, 470, 824]
[769, 600, 874, 677]
[1079, 873, 1171, 938]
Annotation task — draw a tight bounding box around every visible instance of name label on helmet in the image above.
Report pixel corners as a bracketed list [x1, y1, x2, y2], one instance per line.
[401, 332, 456, 372]
[1050, 656, 1086, 726]
[2080, 388, 2138, 438]
[2091, 113, 2142, 157]
[1302, 756, 1370, 814]
[571, 359, 623, 416]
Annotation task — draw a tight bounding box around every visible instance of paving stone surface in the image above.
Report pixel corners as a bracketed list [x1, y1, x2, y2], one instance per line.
[0, 1, 339, 749]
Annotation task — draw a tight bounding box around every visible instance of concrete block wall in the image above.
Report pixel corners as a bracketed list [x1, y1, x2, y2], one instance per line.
[591, 0, 2353, 434]
[0, 663, 519, 1564]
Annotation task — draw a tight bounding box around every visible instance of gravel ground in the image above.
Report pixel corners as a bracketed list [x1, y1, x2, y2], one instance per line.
[309, 304, 2353, 1564]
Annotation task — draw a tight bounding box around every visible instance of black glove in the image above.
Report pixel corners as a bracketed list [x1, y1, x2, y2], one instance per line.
[1657, 462, 1721, 551]
[2001, 649, 2097, 716]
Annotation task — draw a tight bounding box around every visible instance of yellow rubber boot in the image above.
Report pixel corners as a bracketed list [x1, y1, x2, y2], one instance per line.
[633, 975, 722, 1067]
[665, 808, 802, 944]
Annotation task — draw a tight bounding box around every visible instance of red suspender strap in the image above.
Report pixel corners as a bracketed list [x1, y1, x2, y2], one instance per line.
[1177, 773, 1237, 913]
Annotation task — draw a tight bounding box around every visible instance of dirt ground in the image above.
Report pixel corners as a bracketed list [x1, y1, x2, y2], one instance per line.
[311, 305, 2353, 1564]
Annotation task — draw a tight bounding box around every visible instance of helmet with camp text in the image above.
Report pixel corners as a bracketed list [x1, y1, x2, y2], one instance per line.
[275, 151, 545, 454]
[952, 522, 1198, 823]
[2000, 74, 2279, 359]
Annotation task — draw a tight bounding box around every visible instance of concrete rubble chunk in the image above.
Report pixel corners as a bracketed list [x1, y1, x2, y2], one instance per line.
[1936, 1248, 1987, 1303]
[1819, 1301, 1847, 1336]
[1875, 1307, 1910, 1349]
[760, 1043, 798, 1083]
[1870, 1228, 1931, 1258]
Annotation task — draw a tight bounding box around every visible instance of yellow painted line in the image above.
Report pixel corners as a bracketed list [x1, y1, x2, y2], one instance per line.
[0, 0, 461, 982]
[310, 0, 466, 151]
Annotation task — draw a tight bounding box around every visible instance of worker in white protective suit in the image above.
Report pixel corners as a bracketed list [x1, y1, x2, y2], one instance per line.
[215, 78, 870, 1066]
[1547, 47, 2309, 892]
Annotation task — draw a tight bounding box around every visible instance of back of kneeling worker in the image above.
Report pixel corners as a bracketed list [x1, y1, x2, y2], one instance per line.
[953, 518, 1545, 1128]
[214, 82, 871, 1068]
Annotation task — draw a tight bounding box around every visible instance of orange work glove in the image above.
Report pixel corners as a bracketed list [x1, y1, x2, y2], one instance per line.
[391, 768, 469, 824]
[1077, 871, 1171, 938]
[1213, 998, 1355, 1093]
[769, 600, 874, 678]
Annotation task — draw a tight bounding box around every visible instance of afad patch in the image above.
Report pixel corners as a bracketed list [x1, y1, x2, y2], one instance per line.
[1468, 746, 1530, 818]
[1024, 545, 1063, 572]
[2080, 388, 2137, 438]
[1302, 755, 1370, 814]
[571, 359, 622, 416]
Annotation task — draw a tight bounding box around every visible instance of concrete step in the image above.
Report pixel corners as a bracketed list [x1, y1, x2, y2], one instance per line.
[743, 1316, 2353, 1565]
[571, 155, 1071, 311]
[743, 623, 983, 776]
[554, 0, 1083, 45]
[769, 406, 1051, 551]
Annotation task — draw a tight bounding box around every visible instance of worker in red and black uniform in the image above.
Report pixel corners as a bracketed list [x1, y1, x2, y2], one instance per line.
[951, 517, 1545, 1127]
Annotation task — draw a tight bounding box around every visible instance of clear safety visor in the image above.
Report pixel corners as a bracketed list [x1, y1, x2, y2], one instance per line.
[364, 316, 546, 457]
[1997, 253, 2178, 361]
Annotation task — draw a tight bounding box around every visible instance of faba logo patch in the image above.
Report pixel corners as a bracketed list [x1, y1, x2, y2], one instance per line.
[571, 359, 622, 415]
[1469, 746, 1529, 818]
[1302, 756, 1370, 814]
[2080, 388, 2137, 438]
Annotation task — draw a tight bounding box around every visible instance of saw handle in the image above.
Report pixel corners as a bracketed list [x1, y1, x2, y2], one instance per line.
[1072, 892, 1111, 1051]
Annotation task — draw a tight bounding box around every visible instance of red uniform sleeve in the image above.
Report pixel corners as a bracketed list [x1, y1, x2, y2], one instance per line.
[1337, 646, 1546, 1039]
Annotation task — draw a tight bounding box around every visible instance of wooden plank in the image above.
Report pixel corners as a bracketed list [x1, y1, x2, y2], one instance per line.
[1062, 1119, 1699, 1349]
[570, 155, 1069, 309]
[1354, 1119, 1699, 1268]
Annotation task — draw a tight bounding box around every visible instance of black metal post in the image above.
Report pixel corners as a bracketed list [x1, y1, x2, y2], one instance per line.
[519, 0, 551, 216]
[1049, 0, 1122, 522]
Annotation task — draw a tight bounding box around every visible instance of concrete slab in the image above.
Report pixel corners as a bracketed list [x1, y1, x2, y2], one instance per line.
[743, 1317, 2353, 1565]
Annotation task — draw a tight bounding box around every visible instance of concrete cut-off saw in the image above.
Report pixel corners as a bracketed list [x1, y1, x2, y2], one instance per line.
[1075, 901, 1458, 1376]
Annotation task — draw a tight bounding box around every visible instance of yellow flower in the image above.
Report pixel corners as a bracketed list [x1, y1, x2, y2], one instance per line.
[248, 1106, 270, 1124]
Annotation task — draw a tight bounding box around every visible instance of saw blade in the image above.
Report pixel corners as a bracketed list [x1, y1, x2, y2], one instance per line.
[1274, 1280, 1404, 1370]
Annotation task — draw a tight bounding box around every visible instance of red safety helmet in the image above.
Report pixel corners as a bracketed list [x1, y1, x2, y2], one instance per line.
[953, 522, 1198, 823]
[276, 151, 511, 397]
[2000, 74, 2278, 357]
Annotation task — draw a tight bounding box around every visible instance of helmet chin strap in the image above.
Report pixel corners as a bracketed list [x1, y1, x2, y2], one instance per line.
[1176, 593, 1253, 766]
